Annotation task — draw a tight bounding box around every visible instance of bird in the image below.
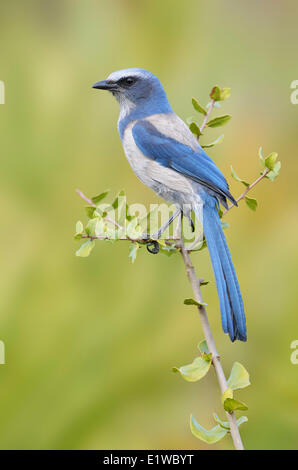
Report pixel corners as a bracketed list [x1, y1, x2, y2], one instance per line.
[92, 68, 246, 342]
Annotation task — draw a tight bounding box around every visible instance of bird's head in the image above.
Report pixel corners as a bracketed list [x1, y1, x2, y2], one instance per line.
[92, 68, 171, 116]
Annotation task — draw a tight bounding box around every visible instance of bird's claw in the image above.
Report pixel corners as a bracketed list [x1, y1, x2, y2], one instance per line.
[146, 240, 159, 254]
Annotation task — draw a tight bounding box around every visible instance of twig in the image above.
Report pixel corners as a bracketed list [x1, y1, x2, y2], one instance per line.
[199, 98, 215, 134]
[76, 189, 95, 207]
[223, 169, 270, 215]
[76, 188, 122, 229]
[186, 168, 269, 252]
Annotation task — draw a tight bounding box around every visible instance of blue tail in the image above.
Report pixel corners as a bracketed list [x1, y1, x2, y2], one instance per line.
[201, 200, 247, 342]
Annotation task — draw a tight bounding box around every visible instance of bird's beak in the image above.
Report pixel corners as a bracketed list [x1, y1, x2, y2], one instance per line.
[92, 80, 117, 91]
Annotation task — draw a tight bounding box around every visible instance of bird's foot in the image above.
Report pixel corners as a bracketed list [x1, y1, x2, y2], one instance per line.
[146, 240, 159, 254]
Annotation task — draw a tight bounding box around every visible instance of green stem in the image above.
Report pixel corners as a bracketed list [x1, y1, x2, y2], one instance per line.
[179, 239, 244, 450]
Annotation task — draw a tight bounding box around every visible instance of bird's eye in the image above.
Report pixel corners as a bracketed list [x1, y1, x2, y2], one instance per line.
[117, 76, 137, 88]
[124, 77, 135, 86]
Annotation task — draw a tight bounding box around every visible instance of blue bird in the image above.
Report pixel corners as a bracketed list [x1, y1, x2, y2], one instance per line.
[92, 68, 246, 342]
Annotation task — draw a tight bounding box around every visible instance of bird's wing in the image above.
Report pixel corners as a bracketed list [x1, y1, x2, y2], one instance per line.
[132, 119, 236, 205]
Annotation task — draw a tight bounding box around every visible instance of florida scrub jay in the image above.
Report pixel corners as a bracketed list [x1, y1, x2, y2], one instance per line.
[92, 68, 246, 342]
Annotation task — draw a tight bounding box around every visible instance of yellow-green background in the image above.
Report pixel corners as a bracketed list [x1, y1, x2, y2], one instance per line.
[0, 0, 297, 450]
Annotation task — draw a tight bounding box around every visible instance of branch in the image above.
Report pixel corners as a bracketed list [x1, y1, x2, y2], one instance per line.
[76, 189, 179, 247]
[81, 234, 179, 245]
[196, 94, 270, 219]
[199, 98, 215, 134]
[179, 238, 244, 450]
[178, 96, 245, 450]
[223, 169, 270, 215]
[76, 189, 122, 229]
[187, 169, 270, 253]
[76, 189, 95, 207]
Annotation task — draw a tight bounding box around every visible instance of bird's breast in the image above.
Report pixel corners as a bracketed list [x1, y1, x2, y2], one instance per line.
[122, 120, 151, 183]
[121, 118, 195, 203]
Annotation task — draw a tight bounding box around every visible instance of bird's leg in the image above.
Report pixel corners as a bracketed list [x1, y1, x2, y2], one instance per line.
[145, 209, 181, 255]
[187, 214, 195, 232]
[151, 208, 181, 239]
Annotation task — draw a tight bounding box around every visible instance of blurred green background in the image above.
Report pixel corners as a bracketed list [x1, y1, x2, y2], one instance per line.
[0, 0, 297, 450]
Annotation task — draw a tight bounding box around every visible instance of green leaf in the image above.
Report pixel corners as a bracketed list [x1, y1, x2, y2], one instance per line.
[230, 166, 250, 187]
[74, 220, 84, 239]
[219, 88, 231, 100]
[128, 242, 140, 263]
[91, 191, 109, 205]
[213, 413, 248, 430]
[93, 206, 107, 218]
[75, 221, 84, 234]
[111, 190, 127, 225]
[189, 122, 202, 137]
[190, 415, 228, 444]
[200, 280, 209, 286]
[259, 146, 265, 167]
[75, 240, 95, 257]
[85, 206, 96, 219]
[210, 86, 231, 101]
[197, 340, 212, 362]
[266, 161, 281, 182]
[223, 398, 248, 413]
[259, 147, 280, 180]
[192, 98, 207, 115]
[112, 190, 125, 209]
[202, 134, 224, 149]
[206, 115, 232, 128]
[159, 245, 178, 257]
[213, 413, 230, 430]
[184, 298, 207, 308]
[221, 387, 233, 404]
[227, 362, 250, 391]
[236, 416, 248, 427]
[245, 196, 258, 211]
[85, 217, 102, 237]
[264, 152, 278, 171]
[173, 356, 211, 382]
[94, 219, 106, 237]
[210, 86, 221, 101]
[126, 218, 143, 240]
[118, 202, 128, 227]
[198, 340, 210, 355]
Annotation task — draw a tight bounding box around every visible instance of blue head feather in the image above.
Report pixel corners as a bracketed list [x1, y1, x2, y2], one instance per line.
[95, 68, 173, 138]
